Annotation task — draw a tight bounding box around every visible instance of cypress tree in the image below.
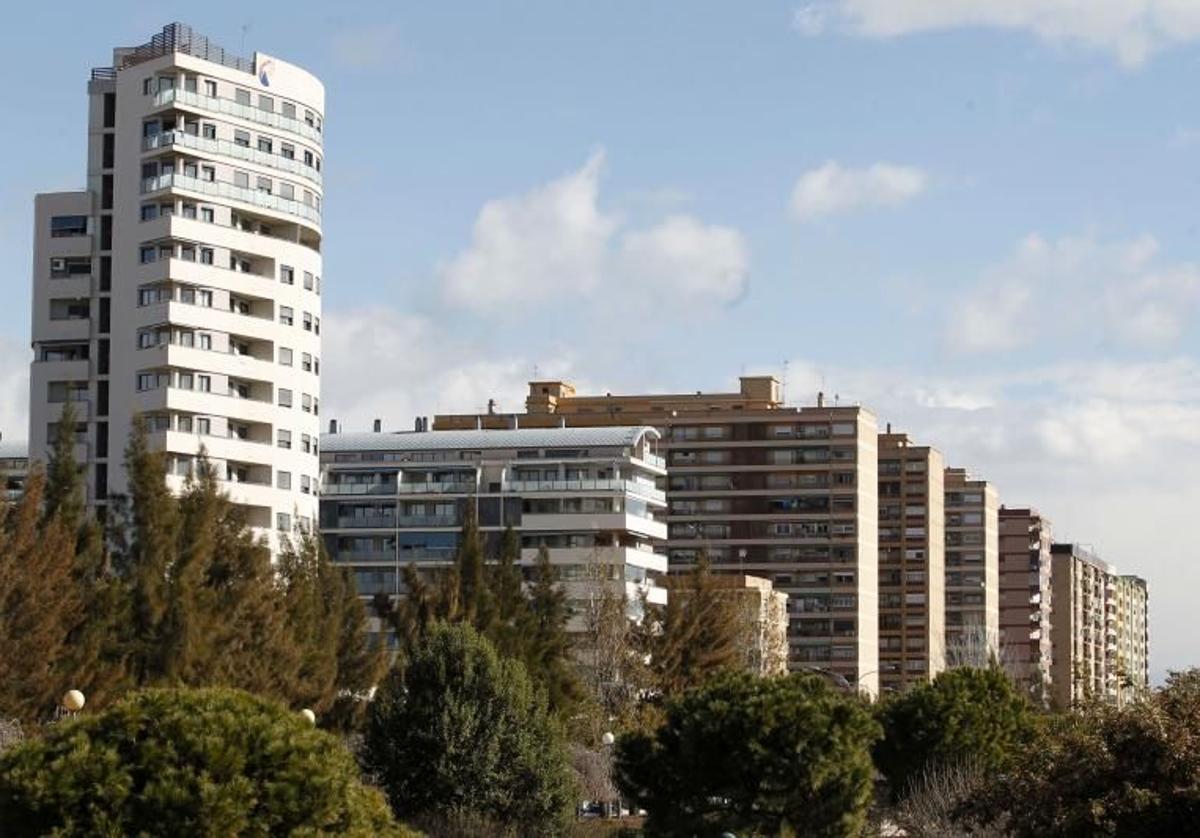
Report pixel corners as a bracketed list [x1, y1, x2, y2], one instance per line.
[524, 545, 581, 714]
[489, 525, 527, 659]
[277, 530, 340, 712]
[42, 401, 84, 532]
[649, 556, 741, 696]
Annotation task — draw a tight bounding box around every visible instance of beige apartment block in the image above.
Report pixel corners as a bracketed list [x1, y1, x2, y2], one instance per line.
[999, 507, 1054, 703]
[877, 431, 945, 692]
[943, 468, 1000, 666]
[1114, 574, 1150, 702]
[691, 574, 790, 677]
[1050, 543, 1120, 707]
[27, 24, 324, 555]
[435, 377, 881, 696]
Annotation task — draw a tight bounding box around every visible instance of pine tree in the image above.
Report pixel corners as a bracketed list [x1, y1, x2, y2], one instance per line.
[41, 401, 84, 532]
[647, 556, 740, 696]
[0, 469, 84, 722]
[328, 561, 386, 728]
[524, 545, 582, 714]
[489, 525, 527, 659]
[277, 530, 341, 712]
[120, 416, 180, 683]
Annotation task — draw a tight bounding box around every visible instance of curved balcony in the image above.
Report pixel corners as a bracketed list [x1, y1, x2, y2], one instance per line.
[154, 88, 323, 144]
[142, 173, 320, 228]
[144, 130, 321, 187]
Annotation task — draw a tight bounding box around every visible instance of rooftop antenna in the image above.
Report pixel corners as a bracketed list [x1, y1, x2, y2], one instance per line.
[240, 24, 251, 56]
[532, 363, 539, 380]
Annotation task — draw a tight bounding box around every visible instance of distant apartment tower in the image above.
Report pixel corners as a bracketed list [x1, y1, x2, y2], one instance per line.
[0, 440, 29, 504]
[673, 574, 790, 677]
[1114, 574, 1150, 701]
[998, 507, 1054, 703]
[1050, 543, 1120, 706]
[877, 431, 945, 691]
[435, 377, 882, 695]
[27, 23, 324, 553]
[318, 426, 669, 642]
[943, 468, 999, 666]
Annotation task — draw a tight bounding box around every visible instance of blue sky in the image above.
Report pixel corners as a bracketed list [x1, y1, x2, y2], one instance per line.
[2, 1, 1198, 679]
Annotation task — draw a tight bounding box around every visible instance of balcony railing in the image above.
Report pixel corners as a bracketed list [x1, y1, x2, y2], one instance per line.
[503, 479, 665, 502]
[141, 172, 321, 226]
[144, 129, 322, 186]
[322, 483, 398, 496]
[154, 87, 323, 144]
[396, 481, 476, 494]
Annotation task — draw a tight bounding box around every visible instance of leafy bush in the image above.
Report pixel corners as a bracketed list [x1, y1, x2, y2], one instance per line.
[0, 687, 408, 836]
[364, 622, 576, 834]
[615, 671, 880, 836]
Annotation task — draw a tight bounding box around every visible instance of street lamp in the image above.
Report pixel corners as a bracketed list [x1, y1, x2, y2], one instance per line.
[61, 690, 85, 712]
[601, 731, 615, 747]
[299, 708, 316, 725]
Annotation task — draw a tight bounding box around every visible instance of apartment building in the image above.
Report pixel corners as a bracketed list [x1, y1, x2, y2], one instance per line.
[877, 431, 945, 691]
[27, 24, 323, 553]
[672, 574, 790, 677]
[1114, 574, 1150, 701]
[434, 377, 881, 695]
[318, 426, 669, 642]
[0, 440, 29, 504]
[998, 507, 1054, 703]
[1050, 543, 1120, 707]
[943, 468, 999, 666]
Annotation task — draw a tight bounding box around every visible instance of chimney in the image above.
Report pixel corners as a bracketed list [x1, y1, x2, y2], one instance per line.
[373, 418, 382, 433]
[817, 391, 824, 408]
[487, 398, 496, 415]
[886, 422, 891, 434]
[414, 417, 422, 432]
[328, 419, 337, 434]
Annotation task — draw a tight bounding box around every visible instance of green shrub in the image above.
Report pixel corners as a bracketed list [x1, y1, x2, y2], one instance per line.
[0, 687, 409, 836]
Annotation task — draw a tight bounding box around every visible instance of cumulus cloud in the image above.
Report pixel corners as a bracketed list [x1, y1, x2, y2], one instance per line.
[947, 233, 1200, 353]
[440, 152, 749, 311]
[795, 0, 1200, 67]
[789, 161, 927, 222]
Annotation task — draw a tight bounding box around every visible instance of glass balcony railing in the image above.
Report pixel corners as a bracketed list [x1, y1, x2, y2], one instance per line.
[144, 129, 322, 185]
[154, 88, 323, 144]
[396, 481, 476, 494]
[141, 172, 320, 226]
[322, 483, 398, 496]
[503, 479, 665, 502]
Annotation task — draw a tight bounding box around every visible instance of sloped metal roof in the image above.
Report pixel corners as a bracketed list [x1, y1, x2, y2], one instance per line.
[321, 426, 658, 453]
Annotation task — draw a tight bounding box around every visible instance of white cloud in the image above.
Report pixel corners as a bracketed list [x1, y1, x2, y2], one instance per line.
[789, 161, 927, 222]
[330, 23, 414, 71]
[0, 336, 29, 449]
[797, 0, 1200, 67]
[617, 215, 749, 306]
[947, 232, 1200, 353]
[440, 152, 750, 311]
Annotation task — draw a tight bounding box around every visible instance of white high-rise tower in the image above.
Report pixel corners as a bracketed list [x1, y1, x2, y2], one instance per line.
[28, 23, 324, 552]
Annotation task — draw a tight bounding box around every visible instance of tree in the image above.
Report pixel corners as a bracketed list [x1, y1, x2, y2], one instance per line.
[643, 557, 741, 697]
[0, 687, 409, 836]
[41, 401, 84, 531]
[523, 545, 583, 714]
[616, 671, 880, 837]
[489, 524, 527, 660]
[970, 668, 1200, 837]
[0, 468, 84, 723]
[364, 623, 576, 833]
[874, 666, 1035, 801]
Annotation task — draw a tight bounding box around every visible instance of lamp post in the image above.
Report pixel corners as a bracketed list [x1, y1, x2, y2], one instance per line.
[601, 730, 617, 818]
[299, 708, 316, 725]
[55, 689, 85, 721]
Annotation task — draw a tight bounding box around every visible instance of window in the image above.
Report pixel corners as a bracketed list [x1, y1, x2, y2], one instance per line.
[181, 203, 197, 218]
[137, 373, 159, 391]
[258, 94, 274, 112]
[301, 352, 312, 372]
[139, 247, 156, 264]
[143, 77, 153, 95]
[276, 512, 291, 531]
[177, 372, 193, 390]
[199, 333, 212, 350]
[278, 388, 293, 408]
[235, 88, 251, 106]
[302, 312, 312, 331]
[257, 137, 272, 154]
[201, 207, 214, 223]
[50, 215, 88, 237]
[300, 475, 311, 494]
[303, 149, 314, 167]
[234, 129, 251, 147]
[200, 248, 214, 265]
[204, 79, 217, 97]
[196, 417, 211, 435]
[201, 165, 215, 182]
[201, 121, 216, 139]
[197, 375, 211, 393]
[282, 102, 296, 119]
[279, 347, 293, 366]
[279, 183, 294, 200]
[256, 176, 272, 194]
[234, 171, 249, 189]
[141, 204, 158, 221]
[279, 305, 294, 325]
[277, 471, 291, 490]
[314, 357, 320, 375]
[280, 266, 294, 285]
[301, 433, 312, 454]
[278, 429, 292, 449]
[280, 142, 294, 159]
[301, 393, 312, 413]
[303, 271, 314, 290]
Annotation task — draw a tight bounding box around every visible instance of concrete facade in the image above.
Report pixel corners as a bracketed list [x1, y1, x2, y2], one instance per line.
[434, 377, 881, 696]
[27, 24, 323, 554]
[944, 468, 1000, 666]
[998, 507, 1055, 703]
[878, 431, 945, 691]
